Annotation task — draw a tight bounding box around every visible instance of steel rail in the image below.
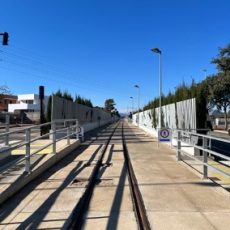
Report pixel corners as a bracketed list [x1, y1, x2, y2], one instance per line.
[121, 122, 151, 230]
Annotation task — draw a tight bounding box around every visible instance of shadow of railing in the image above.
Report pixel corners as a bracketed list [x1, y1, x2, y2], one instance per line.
[0, 143, 98, 226]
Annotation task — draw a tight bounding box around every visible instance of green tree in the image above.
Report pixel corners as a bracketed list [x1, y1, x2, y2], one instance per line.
[75, 95, 93, 107]
[104, 99, 115, 112]
[212, 44, 230, 73]
[208, 74, 230, 130]
[209, 44, 230, 130]
[62, 90, 73, 101]
[55, 89, 62, 98]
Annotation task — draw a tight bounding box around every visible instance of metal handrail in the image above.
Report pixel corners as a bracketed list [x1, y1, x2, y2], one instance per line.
[0, 122, 53, 138]
[0, 119, 79, 173]
[175, 129, 230, 180]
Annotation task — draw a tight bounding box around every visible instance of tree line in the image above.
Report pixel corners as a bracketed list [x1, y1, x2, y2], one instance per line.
[53, 89, 93, 107]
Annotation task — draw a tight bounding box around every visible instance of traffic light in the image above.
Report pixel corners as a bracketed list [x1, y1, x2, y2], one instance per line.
[2, 32, 8, 45]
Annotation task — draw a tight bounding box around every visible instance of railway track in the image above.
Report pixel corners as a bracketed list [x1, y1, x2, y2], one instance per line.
[68, 120, 151, 229]
[0, 120, 151, 229]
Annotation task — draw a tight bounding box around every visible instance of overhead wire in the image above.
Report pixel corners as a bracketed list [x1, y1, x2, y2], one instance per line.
[0, 47, 122, 96]
[0, 47, 121, 97]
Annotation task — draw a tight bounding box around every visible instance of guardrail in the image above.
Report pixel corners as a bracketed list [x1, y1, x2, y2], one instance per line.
[0, 119, 80, 173]
[175, 129, 230, 179]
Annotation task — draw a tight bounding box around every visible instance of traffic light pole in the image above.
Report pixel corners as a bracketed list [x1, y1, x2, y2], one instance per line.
[0, 32, 9, 45]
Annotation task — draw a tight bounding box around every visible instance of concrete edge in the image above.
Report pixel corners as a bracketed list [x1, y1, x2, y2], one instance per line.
[0, 140, 80, 205]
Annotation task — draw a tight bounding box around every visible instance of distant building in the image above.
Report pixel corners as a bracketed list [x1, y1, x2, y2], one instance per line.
[210, 110, 230, 130]
[0, 94, 17, 112]
[8, 94, 48, 113]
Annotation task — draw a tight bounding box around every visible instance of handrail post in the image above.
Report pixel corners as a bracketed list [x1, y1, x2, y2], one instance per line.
[177, 130, 181, 161]
[203, 136, 208, 179]
[25, 128, 31, 173]
[5, 113, 10, 146]
[76, 120, 79, 140]
[67, 125, 70, 145]
[52, 122, 56, 154]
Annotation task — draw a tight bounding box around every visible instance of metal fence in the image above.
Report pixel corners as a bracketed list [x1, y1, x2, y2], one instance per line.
[175, 129, 230, 180]
[0, 119, 80, 173]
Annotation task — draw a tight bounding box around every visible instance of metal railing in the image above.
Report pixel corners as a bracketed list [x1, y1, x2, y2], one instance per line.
[175, 129, 230, 179]
[0, 119, 80, 173]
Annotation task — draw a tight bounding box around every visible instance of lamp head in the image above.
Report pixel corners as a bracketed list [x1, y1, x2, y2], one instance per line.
[151, 48, 162, 54]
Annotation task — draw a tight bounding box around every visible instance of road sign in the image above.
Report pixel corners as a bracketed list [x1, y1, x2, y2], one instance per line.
[158, 128, 171, 142]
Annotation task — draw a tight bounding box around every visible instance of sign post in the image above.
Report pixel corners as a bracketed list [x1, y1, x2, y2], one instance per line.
[158, 128, 172, 146]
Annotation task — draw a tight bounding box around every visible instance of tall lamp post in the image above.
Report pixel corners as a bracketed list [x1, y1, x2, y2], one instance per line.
[151, 48, 162, 129]
[134, 85, 140, 126]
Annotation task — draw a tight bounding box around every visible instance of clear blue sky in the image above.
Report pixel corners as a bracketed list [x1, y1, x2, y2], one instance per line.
[0, 0, 229, 113]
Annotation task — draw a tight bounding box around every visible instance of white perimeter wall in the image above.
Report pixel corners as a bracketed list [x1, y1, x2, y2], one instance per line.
[132, 98, 196, 135]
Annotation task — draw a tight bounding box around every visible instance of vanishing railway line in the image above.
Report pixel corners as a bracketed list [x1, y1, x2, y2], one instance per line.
[68, 120, 151, 229]
[0, 120, 151, 229]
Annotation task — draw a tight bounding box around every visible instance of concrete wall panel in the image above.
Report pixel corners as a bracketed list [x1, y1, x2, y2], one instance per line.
[133, 98, 196, 132]
[52, 96, 113, 125]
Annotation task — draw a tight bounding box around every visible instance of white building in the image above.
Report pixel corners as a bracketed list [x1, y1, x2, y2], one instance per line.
[8, 94, 49, 113]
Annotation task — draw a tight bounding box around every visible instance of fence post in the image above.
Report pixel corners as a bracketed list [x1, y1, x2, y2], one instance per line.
[203, 136, 208, 179]
[5, 113, 10, 146]
[52, 122, 56, 154]
[177, 130, 181, 161]
[25, 129, 31, 173]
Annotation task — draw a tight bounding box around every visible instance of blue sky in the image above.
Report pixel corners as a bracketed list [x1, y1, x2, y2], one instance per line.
[0, 0, 229, 113]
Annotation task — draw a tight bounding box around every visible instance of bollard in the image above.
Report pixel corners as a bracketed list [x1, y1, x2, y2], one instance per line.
[177, 131, 181, 161]
[203, 136, 208, 179]
[52, 122, 56, 154]
[5, 114, 10, 146]
[25, 129, 31, 173]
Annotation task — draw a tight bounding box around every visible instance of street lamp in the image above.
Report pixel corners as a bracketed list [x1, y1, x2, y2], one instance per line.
[151, 47, 162, 129]
[134, 85, 140, 126]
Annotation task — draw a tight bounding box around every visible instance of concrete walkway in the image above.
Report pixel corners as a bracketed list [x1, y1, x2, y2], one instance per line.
[126, 122, 230, 230]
